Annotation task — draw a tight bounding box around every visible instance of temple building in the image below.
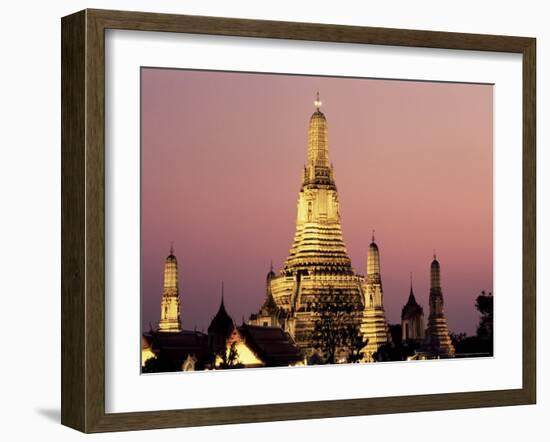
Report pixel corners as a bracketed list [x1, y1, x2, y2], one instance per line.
[216, 324, 304, 369]
[207, 285, 235, 354]
[158, 244, 182, 332]
[142, 246, 209, 371]
[418, 255, 455, 358]
[401, 274, 425, 344]
[360, 234, 391, 361]
[250, 94, 390, 361]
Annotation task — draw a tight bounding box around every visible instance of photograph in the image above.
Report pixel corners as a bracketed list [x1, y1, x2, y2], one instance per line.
[140, 68, 494, 373]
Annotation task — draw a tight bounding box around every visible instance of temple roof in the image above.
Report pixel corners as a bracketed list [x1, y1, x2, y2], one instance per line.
[266, 262, 276, 281]
[142, 330, 210, 367]
[207, 296, 234, 336]
[261, 290, 278, 312]
[237, 324, 303, 367]
[401, 287, 424, 320]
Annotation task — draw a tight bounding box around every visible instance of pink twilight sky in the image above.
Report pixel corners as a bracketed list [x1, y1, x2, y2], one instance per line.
[141, 68, 493, 336]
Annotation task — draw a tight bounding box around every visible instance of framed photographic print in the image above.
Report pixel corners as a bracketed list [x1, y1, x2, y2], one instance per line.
[61, 9, 536, 433]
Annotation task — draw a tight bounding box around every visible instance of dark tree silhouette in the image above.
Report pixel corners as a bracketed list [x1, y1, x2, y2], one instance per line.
[345, 324, 369, 363]
[451, 291, 494, 357]
[475, 290, 494, 355]
[311, 287, 357, 364]
[216, 341, 243, 369]
[141, 354, 181, 373]
[372, 324, 416, 362]
[476, 291, 493, 339]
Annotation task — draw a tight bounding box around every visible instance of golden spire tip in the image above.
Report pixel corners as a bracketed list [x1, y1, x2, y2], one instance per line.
[314, 91, 322, 110]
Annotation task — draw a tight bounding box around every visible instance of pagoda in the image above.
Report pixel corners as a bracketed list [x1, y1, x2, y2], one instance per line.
[419, 255, 455, 357]
[158, 244, 182, 332]
[253, 93, 390, 358]
[360, 234, 391, 360]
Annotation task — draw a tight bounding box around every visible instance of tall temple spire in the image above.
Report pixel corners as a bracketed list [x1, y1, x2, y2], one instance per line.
[367, 235, 381, 281]
[283, 94, 353, 276]
[254, 95, 389, 361]
[158, 245, 182, 332]
[255, 95, 368, 355]
[307, 91, 330, 172]
[422, 253, 455, 356]
[430, 255, 441, 291]
[361, 234, 390, 360]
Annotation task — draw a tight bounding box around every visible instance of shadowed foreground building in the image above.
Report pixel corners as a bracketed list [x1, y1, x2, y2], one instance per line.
[249, 94, 390, 361]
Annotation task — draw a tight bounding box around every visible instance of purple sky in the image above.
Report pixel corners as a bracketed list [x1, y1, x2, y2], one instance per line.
[141, 68, 493, 336]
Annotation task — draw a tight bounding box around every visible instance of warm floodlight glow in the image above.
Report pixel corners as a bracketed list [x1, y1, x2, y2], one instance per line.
[314, 91, 322, 109]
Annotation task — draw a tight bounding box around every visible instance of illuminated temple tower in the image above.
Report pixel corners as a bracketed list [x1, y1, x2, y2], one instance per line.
[253, 93, 390, 358]
[158, 244, 182, 332]
[421, 254, 455, 357]
[360, 234, 391, 360]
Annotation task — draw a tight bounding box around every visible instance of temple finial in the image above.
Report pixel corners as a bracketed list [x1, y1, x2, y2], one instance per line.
[270, 259, 273, 272]
[433, 249, 437, 260]
[372, 229, 376, 243]
[314, 91, 322, 110]
[410, 272, 413, 288]
[221, 281, 225, 303]
[169, 241, 174, 255]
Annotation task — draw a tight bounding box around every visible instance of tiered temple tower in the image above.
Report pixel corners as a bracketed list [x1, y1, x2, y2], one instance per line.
[421, 255, 455, 357]
[360, 234, 391, 360]
[261, 94, 371, 355]
[158, 244, 182, 332]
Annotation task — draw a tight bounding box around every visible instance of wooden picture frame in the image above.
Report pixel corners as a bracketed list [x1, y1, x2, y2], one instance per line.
[61, 8, 536, 433]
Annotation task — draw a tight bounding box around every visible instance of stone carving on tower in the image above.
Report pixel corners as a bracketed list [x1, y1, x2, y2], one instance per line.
[158, 244, 182, 332]
[420, 254, 455, 357]
[360, 233, 391, 361]
[253, 93, 389, 358]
